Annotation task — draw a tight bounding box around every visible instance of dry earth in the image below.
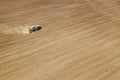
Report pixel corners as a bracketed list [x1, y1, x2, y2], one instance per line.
[0, 0, 120, 80]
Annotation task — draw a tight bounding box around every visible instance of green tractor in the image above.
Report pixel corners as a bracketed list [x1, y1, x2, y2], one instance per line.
[29, 25, 42, 33]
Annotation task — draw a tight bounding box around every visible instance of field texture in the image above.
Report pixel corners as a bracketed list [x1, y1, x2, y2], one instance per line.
[0, 0, 120, 80]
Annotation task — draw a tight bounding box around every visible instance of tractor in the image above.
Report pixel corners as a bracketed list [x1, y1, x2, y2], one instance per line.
[29, 25, 42, 33]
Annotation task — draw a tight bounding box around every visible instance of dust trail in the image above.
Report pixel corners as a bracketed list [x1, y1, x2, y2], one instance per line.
[0, 24, 32, 34]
